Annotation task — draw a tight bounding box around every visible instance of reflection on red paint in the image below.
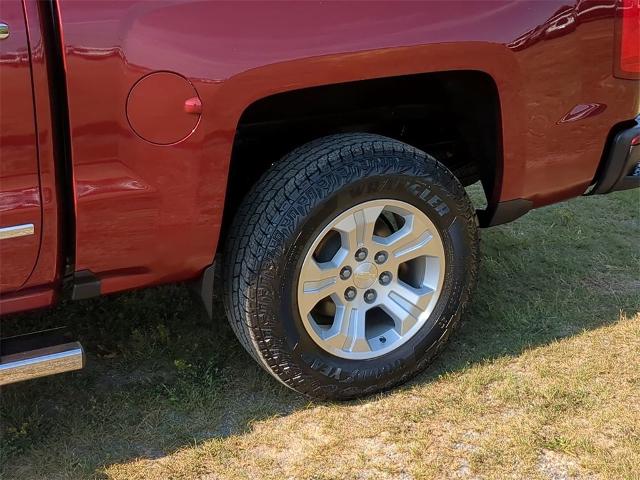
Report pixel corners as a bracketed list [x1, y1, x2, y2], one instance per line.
[558, 103, 607, 124]
[0, 187, 41, 212]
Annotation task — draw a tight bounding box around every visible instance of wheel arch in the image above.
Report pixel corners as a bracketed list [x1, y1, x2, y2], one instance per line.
[217, 43, 521, 247]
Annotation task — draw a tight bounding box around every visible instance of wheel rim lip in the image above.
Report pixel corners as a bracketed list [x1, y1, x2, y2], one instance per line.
[296, 198, 446, 360]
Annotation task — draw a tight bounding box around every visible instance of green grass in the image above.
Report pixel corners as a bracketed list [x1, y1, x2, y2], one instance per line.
[1, 188, 638, 479]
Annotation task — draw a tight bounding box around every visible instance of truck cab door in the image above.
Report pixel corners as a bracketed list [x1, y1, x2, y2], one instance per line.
[0, 1, 42, 293]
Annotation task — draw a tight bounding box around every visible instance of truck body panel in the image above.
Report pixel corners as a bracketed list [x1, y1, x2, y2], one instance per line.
[0, 0, 42, 293]
[1, 0, 638, 311]
[54, 0, 638, 297]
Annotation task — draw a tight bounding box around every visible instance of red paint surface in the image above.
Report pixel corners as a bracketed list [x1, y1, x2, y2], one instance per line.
[2, 0, 639, 312]
[0, 0, 42, 293]
[0, 1, 62, 312]
[20, 0, 62, 292]
[0, 287, 55, 316]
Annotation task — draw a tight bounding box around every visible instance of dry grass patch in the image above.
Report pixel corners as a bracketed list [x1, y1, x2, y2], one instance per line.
[102, 314, 640, 480]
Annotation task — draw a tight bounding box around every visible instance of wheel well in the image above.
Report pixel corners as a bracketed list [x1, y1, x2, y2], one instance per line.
[221, 70, 501, 247]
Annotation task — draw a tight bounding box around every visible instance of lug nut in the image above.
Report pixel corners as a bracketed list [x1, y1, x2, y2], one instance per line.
[355, 247, 368, 262]
[374, 251, 388, 264]
[364, 289, 377, 304]
[340, 266, 352, 280]
[344, 287, 357, 301]
[379, 271, 392, 286]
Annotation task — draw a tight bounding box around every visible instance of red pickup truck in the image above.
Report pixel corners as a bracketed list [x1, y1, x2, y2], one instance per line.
[0, 1, 638, 399]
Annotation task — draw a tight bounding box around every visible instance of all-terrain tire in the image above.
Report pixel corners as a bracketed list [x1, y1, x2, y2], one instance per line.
[223, 133, 479, 400]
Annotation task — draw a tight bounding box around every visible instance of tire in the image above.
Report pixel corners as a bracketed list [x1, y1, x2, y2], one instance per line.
[223, 133, 479, 400]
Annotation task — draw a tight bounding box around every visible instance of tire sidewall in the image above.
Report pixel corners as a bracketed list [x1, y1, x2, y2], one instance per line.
[263, 161, 475, 395]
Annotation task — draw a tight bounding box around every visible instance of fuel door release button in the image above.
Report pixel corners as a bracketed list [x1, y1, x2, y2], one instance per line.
[126, 71, 201, 145]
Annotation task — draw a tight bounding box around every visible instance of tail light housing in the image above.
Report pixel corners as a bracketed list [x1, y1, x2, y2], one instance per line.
[616, 0, 640, 78]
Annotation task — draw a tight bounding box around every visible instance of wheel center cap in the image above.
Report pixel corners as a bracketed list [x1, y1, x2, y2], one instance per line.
[353, 262, 378, 289]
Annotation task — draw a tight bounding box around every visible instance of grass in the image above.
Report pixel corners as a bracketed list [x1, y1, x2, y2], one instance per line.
[1, 187, 638, 479]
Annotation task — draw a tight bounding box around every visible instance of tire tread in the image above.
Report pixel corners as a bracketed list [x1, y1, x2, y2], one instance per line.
[223, 134, 479, 399]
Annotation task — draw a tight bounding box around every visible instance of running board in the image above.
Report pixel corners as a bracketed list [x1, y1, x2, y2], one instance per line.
[0, 342, 84, 386]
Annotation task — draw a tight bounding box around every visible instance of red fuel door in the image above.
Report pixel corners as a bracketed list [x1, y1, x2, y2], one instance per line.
[126, 71, 201, 145]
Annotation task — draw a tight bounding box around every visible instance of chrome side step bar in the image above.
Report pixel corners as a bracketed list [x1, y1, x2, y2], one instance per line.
[0, 342, 84, 386]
